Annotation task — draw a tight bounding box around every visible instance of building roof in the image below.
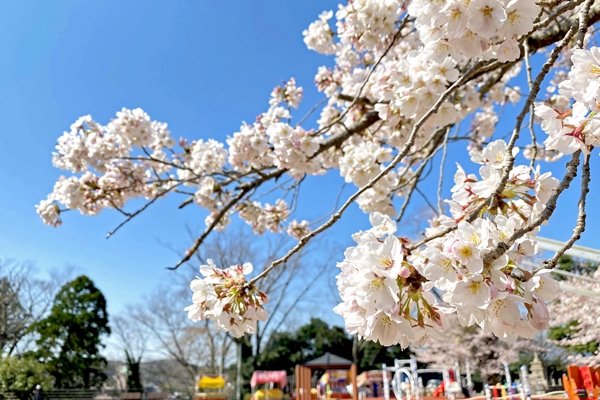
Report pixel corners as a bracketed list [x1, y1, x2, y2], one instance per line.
[304, 352, 353, 369]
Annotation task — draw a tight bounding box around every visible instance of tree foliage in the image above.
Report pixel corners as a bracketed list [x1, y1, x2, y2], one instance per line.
[248, 318, 410, 375]
[0, 357, 53, 398]
[34, 275, 110, 389]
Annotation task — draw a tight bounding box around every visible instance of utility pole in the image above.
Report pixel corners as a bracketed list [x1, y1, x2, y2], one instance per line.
[236, 339, 242, 400]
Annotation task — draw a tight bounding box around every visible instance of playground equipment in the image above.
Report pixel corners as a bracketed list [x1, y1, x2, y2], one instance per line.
[295, 353, 358, 400]
[357, 370, 391, 399]
[250, 370, 288, 400]
[381, 358, 465, 400]
[378, 358, 552, 400]
[381, 358, 419, 400]
[318, 370, 353, 399]
[562, 365, 600, 400]
[195, 375, 228, 400]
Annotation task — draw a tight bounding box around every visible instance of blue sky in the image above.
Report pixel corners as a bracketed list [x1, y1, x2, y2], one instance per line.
[1, 1, 599, 326]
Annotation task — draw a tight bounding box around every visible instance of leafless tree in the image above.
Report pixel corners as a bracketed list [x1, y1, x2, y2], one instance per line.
[0, 260, 63, 357]
[123, 227, 336, 397]
[187, 226, 337, 362]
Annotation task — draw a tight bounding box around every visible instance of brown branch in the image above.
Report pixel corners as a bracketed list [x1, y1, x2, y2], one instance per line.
[544, 151, 592, 269]
[106, 183, 181, 238]
[483, 152, 582, 264]
[169, 170, 284, 270]
[527, 1, 600, 49]
[409, 25, 577, 252]
[250, 61, 487, 284]
[313, 111, 380, 156]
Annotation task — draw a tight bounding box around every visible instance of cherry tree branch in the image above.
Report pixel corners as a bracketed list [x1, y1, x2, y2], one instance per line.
[544, 151, 592, 269]
[436, 126, 451, 214]
[483, 151, 582, 264]
[481, 3, 595, 265]
[409, 25, 577, 252]
[523, 41, 538, 171]
[107, 183, 181, 238]
[250, 61, 486, 284]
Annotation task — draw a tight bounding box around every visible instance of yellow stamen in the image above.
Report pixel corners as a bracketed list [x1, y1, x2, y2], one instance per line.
[468, 281, 480, 294]
[480, 5, 493, 17]
[379, 256, 394, 269]
[459, 245, 473, 258]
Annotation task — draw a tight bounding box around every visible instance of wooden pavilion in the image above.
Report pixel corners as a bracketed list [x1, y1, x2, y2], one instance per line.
[295, 353, 358, 400]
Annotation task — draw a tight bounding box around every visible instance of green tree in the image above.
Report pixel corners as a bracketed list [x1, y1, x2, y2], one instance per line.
[548, 256, 600, 360]
[548, 320, 600, 354]
[125, 350, 142, 392]
[34, 275, 110, 389]
[250, 318, 412, 375]
[0, 357, 53, 399]
[555, 255, 598, 280]
[253, 331, 307, 373]
[356, 340, 411, 372]
[295, 319, 353, 361]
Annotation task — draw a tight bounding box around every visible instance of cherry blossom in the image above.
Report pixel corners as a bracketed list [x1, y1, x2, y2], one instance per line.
[185, 260, 268, 338]
[37, 0, 599, 344]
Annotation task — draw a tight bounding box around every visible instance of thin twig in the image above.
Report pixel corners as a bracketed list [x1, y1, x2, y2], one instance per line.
[523, 41, 538, 171]
[436, 126, 451, 214]
[544, 151, 592, 269]
[409, 26, 577, 252]
[251, 61, 486, 284]
[483, 152, 581, 265]
[106, 183, 181, 238]
[169, 170, 284, 270]
[396, 129, 447, 222]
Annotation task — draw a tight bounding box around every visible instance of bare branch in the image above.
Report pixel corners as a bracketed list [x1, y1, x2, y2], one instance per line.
[251, 61, 487, 284]
[544, 151, 592, 268]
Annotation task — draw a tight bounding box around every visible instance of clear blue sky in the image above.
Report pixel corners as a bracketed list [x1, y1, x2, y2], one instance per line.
[0, 1, 598, 323]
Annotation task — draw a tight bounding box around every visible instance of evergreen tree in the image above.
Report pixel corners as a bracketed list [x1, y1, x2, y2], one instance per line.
[0, 356, 54, 399]
[125, 350, 142, 392]
[34, 275, 110, 388]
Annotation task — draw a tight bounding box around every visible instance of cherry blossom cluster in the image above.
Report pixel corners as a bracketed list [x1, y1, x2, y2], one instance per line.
[185, 260, 268, 338]
[237, 199, 289, 235]
[37, 109, 174, 226]
[303, 11, 337, 55]
[414, 140, 559, 339]
[537, 47, 600, 156]
[269, 77, 304, 109]
[339, 139, 400, 215]
[408, 0, 540, 63]
[549, 269, 600, 367]
[335, 139, 562, 347]
[266, 123, 322, 177]
[449, 140, 559, 221]
[334, 213, 445, 347]
[38, 0, 597, 345]
[37, 78, 321, 240]
[287, 219, 311, 240]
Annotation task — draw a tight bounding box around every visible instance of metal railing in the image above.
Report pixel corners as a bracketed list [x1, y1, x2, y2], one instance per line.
[0, 390, 171, 400]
